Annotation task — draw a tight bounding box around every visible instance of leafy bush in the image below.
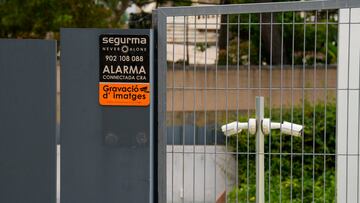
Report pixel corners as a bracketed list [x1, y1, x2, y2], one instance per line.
[226, 101, 336, 202]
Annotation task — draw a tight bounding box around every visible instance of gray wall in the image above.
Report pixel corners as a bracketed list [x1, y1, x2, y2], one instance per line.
[167, 65, 337, 112]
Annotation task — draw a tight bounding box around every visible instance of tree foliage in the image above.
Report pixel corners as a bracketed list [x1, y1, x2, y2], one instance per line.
[217, 0, 338, 65]
[0, 0, 193, 38]
[0, 0, 111, 38]
[128, 0, 192, 29]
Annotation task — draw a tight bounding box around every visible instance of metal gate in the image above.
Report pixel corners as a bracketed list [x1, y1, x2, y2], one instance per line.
[0, 39, 57, 203]
[153, 0, 360, 202]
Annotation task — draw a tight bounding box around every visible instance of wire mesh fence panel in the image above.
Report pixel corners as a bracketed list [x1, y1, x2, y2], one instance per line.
[154, 1, 360, 202]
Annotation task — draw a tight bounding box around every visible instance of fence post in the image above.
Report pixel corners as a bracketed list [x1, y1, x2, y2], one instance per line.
[256, 96, 265, 203]
[152, 9, 167, 203]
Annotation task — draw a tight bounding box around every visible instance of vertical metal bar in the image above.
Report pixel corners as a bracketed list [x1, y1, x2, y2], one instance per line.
[257, 13, 263, 203]
[150, 27, 156, 203]
[268, 12, 273, 203]
[225, 14, 229, 203]
[280, 11, 284, 203]
[214, 14, 219, 203]
[301, 10, 306, 203]
[203, 14, 208, 203]
[172, 16, 176, 203]
[335, 8, 339, 203]
[182, 16, 186, 203]
[256, 96, 265, 203]
[312, 11, 318, 203]
[323, 10, 329, 203]
[259, 13, 262, 96]
[247, 14, 251, 203]
[291, 11, 295, 203]
[236, 14, 240, 203]
[357, 52, 360, 203]
[193, 15, 197, 203]
[345, 8, 352, 203]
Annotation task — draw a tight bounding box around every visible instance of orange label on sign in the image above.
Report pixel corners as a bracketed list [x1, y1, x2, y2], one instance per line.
[99, 83, 150, 106]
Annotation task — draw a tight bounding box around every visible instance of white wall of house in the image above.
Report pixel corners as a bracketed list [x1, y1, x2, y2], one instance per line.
[167, 15, 220, 64]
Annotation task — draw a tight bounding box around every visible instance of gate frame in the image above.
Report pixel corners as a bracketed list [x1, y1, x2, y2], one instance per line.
[153, 0, 360, 202]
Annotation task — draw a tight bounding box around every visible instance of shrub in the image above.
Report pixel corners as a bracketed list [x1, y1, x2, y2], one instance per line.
[226, 101, 336, 202]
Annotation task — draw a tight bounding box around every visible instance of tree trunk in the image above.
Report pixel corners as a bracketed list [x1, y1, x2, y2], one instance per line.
[257, 0, 289, 65]
[218, 0, 230, 51]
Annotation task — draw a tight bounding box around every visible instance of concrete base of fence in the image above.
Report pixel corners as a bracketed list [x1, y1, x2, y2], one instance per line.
[167, 145, 236, 203]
